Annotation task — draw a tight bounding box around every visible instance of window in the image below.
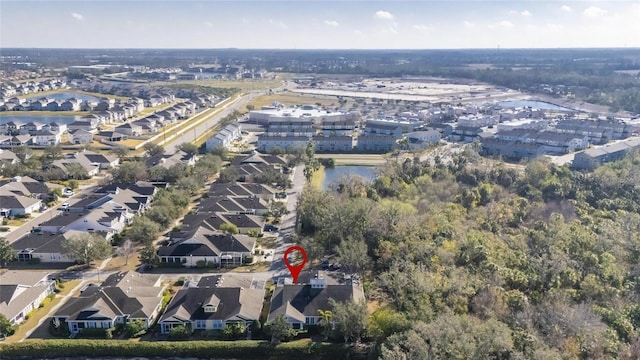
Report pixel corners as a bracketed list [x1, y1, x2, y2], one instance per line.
[196, 320, 206, 329]
[213, 321, 223, 329]
[305, 317, 316, 325]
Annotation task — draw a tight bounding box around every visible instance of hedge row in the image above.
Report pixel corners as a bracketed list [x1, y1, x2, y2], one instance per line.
[0, 339, 369, 360]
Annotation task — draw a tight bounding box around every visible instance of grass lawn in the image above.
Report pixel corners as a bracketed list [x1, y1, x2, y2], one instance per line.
[248, 93, 339, 109]
[154, 78, 283, 92]
[104, 251, 141, 272]
[256, 236, 277, 249]
[310, 166, 325, 189]
[118, 138, 144, 148]
[6, 279, 81, 343]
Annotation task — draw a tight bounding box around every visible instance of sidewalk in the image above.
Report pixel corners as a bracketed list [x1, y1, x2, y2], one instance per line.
[18, 257, 112, 342]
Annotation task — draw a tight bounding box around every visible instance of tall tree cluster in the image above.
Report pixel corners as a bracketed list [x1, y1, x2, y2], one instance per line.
[297, 151, 640, 359]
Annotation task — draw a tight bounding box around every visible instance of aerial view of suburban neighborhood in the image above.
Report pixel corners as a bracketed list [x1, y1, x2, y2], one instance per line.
[1, 1, 640, 360]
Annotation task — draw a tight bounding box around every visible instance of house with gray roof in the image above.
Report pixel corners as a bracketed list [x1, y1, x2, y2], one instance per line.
[267, 276, 365, 330]
[158, 227, 256, 267]
[0, 190, 42, 217]
[572, 137, 640, 170]
[0, 271, 55, 324]
[53, 271, 165, 334]
[158, 286, 264, 334]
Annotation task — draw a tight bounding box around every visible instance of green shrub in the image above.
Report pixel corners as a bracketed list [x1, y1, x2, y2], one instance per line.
[243, 256, 254, 264]
[169, 324, 191, 340]
[124, 319, 146, 338]
[0, 226, 9, 232]
[28, 258, 41, 265]
[0, 339, 365, 360]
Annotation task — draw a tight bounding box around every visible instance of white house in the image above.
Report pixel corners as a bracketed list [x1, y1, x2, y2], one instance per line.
[33, 129, 61, 146]
[68, 129, 94, 144]
[0, 271, 56, 325]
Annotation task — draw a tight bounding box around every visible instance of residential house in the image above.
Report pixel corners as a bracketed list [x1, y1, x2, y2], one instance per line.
[363, 121, 403, 137]
[205, 123, 242, 151]
[20, 122, 42, 135]
[45, 122, 68, 134]
[75, 151, 119, 169]
[97, 131, 128, 142]
[449, 126, 483, 143]
[356, 134, 397, 153]
[0, 175, 51, 199]
[53, 271, 165, 334]
[313, 136, 355, 153]
[67, 120, 97, 132]
[481, 138, 544, 160]
[268, 276, 365, 330]
[0, 191, 42, 217]
[13, 232, 75, 263]
[33, 129, 61, 146]
[404, 130, 442, 150]
[158, 228, 256, 267]
[159, 286, 264, 334]
[0, 271, 56, 325]
[0, 149, 18, 167]
[321, 119, 356, 137]
[68, 129, 94, 144]
[115, 123, 142, 137]
[257, 135, 310, 153]
[572, 137, 640, 170]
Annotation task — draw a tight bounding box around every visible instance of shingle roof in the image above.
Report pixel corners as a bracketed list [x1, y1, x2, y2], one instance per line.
[268, 284, 364, 323]
[160, 287, 264, 323]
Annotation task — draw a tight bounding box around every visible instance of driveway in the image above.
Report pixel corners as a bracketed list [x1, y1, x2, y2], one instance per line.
[268, 164, 306, 276]
[4, 179, 103, 243]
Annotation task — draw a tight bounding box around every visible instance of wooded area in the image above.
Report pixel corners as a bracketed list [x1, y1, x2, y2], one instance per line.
[297, 149, 640, 359]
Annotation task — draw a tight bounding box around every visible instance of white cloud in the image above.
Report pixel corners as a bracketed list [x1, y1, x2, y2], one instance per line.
[241, 18, 249, 24]
[353, 30, 363, 35]
[463, 21, 475, 29]
[323, 20, 339, 27]
[488, 20, 514, 29]
[268, 19, 287, 29]
[583, 6, 607, 18]
[411, 24, 431, 32]
[510, 10, 531, 16]
[561, 5, 572, 13]
[375, 10, 394, 20]
[546, 23, 564, 31]
[71, 13, 84, 21]
[204, 21, 213, 28]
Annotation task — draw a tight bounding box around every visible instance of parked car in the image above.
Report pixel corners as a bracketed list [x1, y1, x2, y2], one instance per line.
[264, 224, 279, 232]
[61, 202, 70, 209]
[62, 188, 74, 197]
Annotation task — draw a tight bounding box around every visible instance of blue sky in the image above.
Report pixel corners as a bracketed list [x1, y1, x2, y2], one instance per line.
[1, 1, 639, 49]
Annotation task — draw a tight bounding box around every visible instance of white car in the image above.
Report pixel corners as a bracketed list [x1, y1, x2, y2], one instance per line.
[61, 202, 70, 208]
[62, 188, 74, 197]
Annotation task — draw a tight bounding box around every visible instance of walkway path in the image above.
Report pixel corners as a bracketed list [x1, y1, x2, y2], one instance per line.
[19, 257, 113, 342]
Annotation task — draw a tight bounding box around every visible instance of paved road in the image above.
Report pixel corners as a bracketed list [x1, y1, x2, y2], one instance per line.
[269, 164, 306, 278]
[163, 92, 262, 154]
[4, 180, 103, 243]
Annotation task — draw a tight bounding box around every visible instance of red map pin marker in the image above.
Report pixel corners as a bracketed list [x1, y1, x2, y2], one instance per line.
[283, 246, 307, 284]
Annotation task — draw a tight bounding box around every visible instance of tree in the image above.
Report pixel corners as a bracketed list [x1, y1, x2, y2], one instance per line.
[110, 146, 130, 159]
[246, 104, 255, 111]
[13, 145, 33, 164]
[268, 315, 295, 344]
[124, 319, 146, 338]
[318, 309, 333, 340]
[143, 142, 165, 157]
[0, 314, 16, 337]
[139, 243, 159, 267]
[64, 162, 89, 180]
[270, 201, 289, 219]
[329, 299, 368, 343]
[61, 233, 112, 265]
[210, 146, 229, 160]
[110, 161, 148, 183]
[128, 217, 161, 244]
[218, 167, 238, 183]
[177, 142, 198, 156]
[0, 238, 17, 267]
[43, 144, 63, 162]
[336, 238, 371, 274]
[219, 223, 239, 235]
[116, 239, 135, 265]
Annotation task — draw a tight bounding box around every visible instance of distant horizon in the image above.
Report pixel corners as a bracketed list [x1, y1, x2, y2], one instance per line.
[2, 1, 638, 49]
[2, 47, 639, 51]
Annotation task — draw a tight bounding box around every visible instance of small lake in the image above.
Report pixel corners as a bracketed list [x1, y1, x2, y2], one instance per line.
[0, 115, 84, 126]
[25, 91, 102, 102]
[322, 165, 377, 190]
[499, 100, 574, 111]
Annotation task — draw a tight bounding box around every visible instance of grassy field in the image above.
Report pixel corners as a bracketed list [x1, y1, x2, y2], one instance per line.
[153, 78, 283, 92]
[6, 280, 81, 343]
[310, 166, 325, 189]
[248, 93, 340, 109]
[315, 154, 388, 166]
